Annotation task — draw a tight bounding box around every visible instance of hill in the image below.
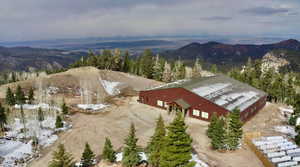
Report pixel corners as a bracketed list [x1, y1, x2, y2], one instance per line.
[0, 46, 86, 71]
[0, 67, 162, 104]
[161, 39, 300, 70]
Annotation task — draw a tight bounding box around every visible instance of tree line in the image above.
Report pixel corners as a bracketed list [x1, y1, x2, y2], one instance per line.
[70, 49, 205, 82]
[6, 85, 34, 106]
[229, 58, 298, 106]
[49, 113, 195, 167]
[207, 108, 243, 151]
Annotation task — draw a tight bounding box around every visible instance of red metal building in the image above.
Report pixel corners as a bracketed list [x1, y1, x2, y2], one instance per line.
[139, 75, 267, 122]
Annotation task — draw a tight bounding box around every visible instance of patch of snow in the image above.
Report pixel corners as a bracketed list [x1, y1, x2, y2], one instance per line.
[279, 107, 294, 114]
[46, 86, 59, 95]
[115, 152, 209, 167]
[77, 104, 108, 111]
[0, 139, 33, 167]
[274, 126, 297, 137]
[100, 79, 121, 95]
[191, 154, 209, 167]
[116, 152, 147, 162]
[14, 103, 61, 112]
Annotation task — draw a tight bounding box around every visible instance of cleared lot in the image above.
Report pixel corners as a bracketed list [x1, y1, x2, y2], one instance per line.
[30, 97, 272, 167]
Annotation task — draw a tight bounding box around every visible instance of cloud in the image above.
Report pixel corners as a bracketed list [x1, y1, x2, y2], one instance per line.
[241, 7, 290, 16]
[0, 0, 300, 41]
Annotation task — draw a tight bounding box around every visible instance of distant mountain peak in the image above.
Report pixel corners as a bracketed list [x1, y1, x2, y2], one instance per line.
[204, 41, 221, 45]
[278, 39, 300, 45]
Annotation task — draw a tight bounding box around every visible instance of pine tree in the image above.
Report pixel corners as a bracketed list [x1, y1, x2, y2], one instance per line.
[61, 101, 69, 115]
[15, 85, 26, 104]
[81, 142, 96, 167]
[211, 117, 226, 150]
[140, 49, 154, 78]
[38, 107, 44, 122]
[296, 133, 300, 146]
[55, 115, 63, 128]
[0, 103, 7, 132]
[102, 137, 116, 163]
[160, 113, 195, 167]
[226, 108, 243, 150]
[122, 51, 131, 72]
[5, 87, 15, 106]
[207, 112, 218, 139]
[28, 87, 34, 104]
[122, 123, 141, 167]
[147, 115, 166, 167]
[49, 144, 75, 167]
[210, 64, 218, 73]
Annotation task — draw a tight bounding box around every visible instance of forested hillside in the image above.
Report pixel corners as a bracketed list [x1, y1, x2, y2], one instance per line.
[0, 46, 86, 71]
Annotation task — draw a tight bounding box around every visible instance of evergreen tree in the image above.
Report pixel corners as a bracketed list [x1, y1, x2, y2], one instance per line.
[122, 51, 131, 72]
[38, 107, 44, 122]
[140, 49, 154, 78]
[61, 101, 69, 115]
[207, 112, 218, 139]
[49, 144, 75, 167]
[160, 113, 195, 167]
[15, 85, 26, 104]
[122, 123, 141, 167]
[55, 115, 63, 128]
[81, 142, 96, 167]
[28, 87, 34, 104]
[0, 103, 7, 132]
[295, 133, 300, 146]
[226, 108, 243, 150]
[102, 137, 116, 163]
[5, 87, 15, 106]
[211, 117, 226, 150]
[147, 115, 166, 167]
[210, 64, 218, 73]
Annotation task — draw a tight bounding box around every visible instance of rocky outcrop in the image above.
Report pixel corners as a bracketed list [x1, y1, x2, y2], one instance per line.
[261, 52, 290, 73]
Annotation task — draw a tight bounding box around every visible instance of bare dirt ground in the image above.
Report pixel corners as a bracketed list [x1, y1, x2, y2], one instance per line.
[0, 67, 162, 101]
[29, 97, 289, 167]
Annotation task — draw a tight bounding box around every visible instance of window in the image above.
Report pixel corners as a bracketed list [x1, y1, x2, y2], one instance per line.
[201, 112, 209, 119]
[193, 109, 200, 117]
[157, 100, 164, 107]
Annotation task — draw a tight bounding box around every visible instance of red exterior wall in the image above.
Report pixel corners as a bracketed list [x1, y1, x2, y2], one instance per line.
[139, 87, 267, 122]
[139, 88, 229, 121]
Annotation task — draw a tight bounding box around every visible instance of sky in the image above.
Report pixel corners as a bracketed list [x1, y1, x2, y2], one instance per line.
[0, 0, 300, 42]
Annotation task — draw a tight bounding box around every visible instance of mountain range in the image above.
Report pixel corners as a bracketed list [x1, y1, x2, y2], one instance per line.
[160, 39, 300, 71]
[0, 46, 86, 72]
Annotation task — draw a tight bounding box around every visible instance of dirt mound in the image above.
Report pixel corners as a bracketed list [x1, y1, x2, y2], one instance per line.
[0, 67, 162, 104]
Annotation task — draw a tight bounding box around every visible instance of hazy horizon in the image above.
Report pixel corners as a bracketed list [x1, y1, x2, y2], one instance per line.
[1, 0, 300, 42]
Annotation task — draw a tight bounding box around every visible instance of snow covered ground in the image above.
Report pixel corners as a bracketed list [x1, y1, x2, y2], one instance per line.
[100, 79, 121, 95]
[0, 139, 33, 167]
[14, 103, 61, 112]
[115, 152, 208, 167]
[77, 104, 108, 111]
[1, 116, 71, 166]
[274, 125, 297, 137]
